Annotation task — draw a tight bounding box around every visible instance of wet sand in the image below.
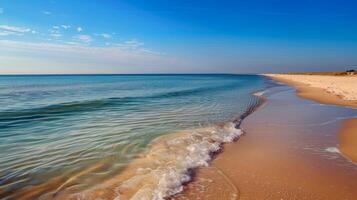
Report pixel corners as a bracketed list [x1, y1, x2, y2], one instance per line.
[266, 74, 357, 166]
[172, 84, 357, 200]
[339, 118, 357, 163]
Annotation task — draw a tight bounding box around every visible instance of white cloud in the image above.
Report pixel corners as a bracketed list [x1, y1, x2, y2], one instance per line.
[0, 31, 22, 36]
[64, 41, 81, 45]
[0, 8, 3, 14]
[139, 48, 163, 56]
[77, 27, 83, 32]
[49, 29, 58, 33]
[31, 30, 37, 34]
[61, 25, 71, 30]
[100, 33, 111, 39]
[0, 25, 31, 33]
[74, 34, 92, 43]
[50, 33, 62, 38]
[94, 33, 111, 39]
[0, 40, 164, 59]
[43, 11, 51, 15]
[49, 26, 62, 36]
[49, 29, 60, 37]
[0, 40, 172, 72]
[114, 39, 144, 50]
[126, 39, 144, 46]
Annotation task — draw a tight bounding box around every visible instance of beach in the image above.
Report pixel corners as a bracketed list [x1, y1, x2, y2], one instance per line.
[173, 75, 357, 199]
[339, 118, 357, 163]
[265, 74, 357, 163]
[0, 74, 266, 200]
[1, 74, 357, 200]
[264, 74, 357, 107]
[3, 1, 357, 199]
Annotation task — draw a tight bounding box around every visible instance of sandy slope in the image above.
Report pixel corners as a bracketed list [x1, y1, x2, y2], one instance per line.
[265, 74, 357, 100]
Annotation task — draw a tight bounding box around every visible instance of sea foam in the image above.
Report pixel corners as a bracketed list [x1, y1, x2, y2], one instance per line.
[125, 122, 242, 200]
[72, 122, 243, 200]
[325, 147, 340, 153]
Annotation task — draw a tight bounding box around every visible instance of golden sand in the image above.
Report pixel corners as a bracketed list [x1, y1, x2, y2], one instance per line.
[175, 118, 357, 199]
[264, 74, 357, 108]
[266, 74, 357, 165]
[339, 118, 357, 163]
[173, 82, 357, 200]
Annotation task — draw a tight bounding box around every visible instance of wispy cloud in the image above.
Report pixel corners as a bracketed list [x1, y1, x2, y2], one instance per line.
[0, 25, 31, 33]
[50, 33, 62, 38]
[0, 8, 3, 14]
[94, 33, 111, 39]
[0, 40, 174, 73]
[49, 25, 69, 38]
[100, 33, 111, 39]
[114, 39, 145, 50]
[74, 34, 92, 43]
[77, 27, 83, 32]
[49, 27, 60, 37]
[42, 11, 51, 15]
[61, 25, 71, 30]
[0, 40, 165, 60]
[0, 31, 22, 36]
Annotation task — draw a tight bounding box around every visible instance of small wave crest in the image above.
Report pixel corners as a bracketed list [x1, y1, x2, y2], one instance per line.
[48, 89, 264, 200]
[62, 123, 243, 200]
[325, 147, 340, 153]
[253, 91, 265, 97]
[0, 84, 241, 129]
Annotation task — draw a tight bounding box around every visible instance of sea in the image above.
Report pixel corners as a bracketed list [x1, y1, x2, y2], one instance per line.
[0, 74, 270, 199]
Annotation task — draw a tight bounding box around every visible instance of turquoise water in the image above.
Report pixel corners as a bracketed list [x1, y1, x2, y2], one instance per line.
[0, 74, 267, 199]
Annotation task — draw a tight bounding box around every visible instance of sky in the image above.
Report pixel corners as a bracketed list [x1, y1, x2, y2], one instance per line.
[0, 0, 357, 74]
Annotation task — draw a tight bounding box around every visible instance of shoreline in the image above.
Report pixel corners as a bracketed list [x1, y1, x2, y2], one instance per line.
[48, 93, 265, 200]
[265, 74, 357, 164]
[338, 118, 357, 163]
[263, 74, 357, 108]
[5, 74, 356, 200]
[173, 77, 357, 199]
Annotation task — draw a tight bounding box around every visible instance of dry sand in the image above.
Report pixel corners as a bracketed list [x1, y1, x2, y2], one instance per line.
[264, 74, 357, 108]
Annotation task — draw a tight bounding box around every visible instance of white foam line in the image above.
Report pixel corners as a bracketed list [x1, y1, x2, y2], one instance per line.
[119, 123, 243, 200]
[325, 147, 340, 153]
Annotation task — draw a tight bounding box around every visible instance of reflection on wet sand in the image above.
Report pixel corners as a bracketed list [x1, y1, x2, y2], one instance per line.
[177, 85, 357, 199]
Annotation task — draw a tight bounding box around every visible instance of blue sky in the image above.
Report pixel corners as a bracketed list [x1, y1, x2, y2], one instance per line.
[0, 0, 357, 74]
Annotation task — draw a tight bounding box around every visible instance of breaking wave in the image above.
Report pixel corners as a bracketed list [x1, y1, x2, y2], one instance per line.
[62, 123, 244, 200]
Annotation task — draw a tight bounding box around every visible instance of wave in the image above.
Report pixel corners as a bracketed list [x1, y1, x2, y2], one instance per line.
[0, 83, 242, 128]
[49, 94, 264, 200]
[50, 122, 242, 200]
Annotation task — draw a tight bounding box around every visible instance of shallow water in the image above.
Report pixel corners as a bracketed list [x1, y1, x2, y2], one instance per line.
[0, 74, 268, 199]
[172, 84, 357, 200]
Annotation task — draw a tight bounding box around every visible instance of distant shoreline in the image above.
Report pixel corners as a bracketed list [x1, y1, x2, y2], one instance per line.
[263, 73, 357, 108]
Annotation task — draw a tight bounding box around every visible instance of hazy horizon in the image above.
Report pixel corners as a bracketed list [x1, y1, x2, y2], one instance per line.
[1, 0, 357, 74]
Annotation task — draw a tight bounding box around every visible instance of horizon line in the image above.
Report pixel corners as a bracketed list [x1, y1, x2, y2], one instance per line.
[0, 73, 261, 76]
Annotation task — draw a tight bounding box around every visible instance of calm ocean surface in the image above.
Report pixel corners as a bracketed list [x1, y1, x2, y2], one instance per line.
[0, 74, 268, 199]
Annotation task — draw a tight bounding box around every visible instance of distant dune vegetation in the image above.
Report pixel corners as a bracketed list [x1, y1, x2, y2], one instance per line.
[284, 69, 357, 76]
